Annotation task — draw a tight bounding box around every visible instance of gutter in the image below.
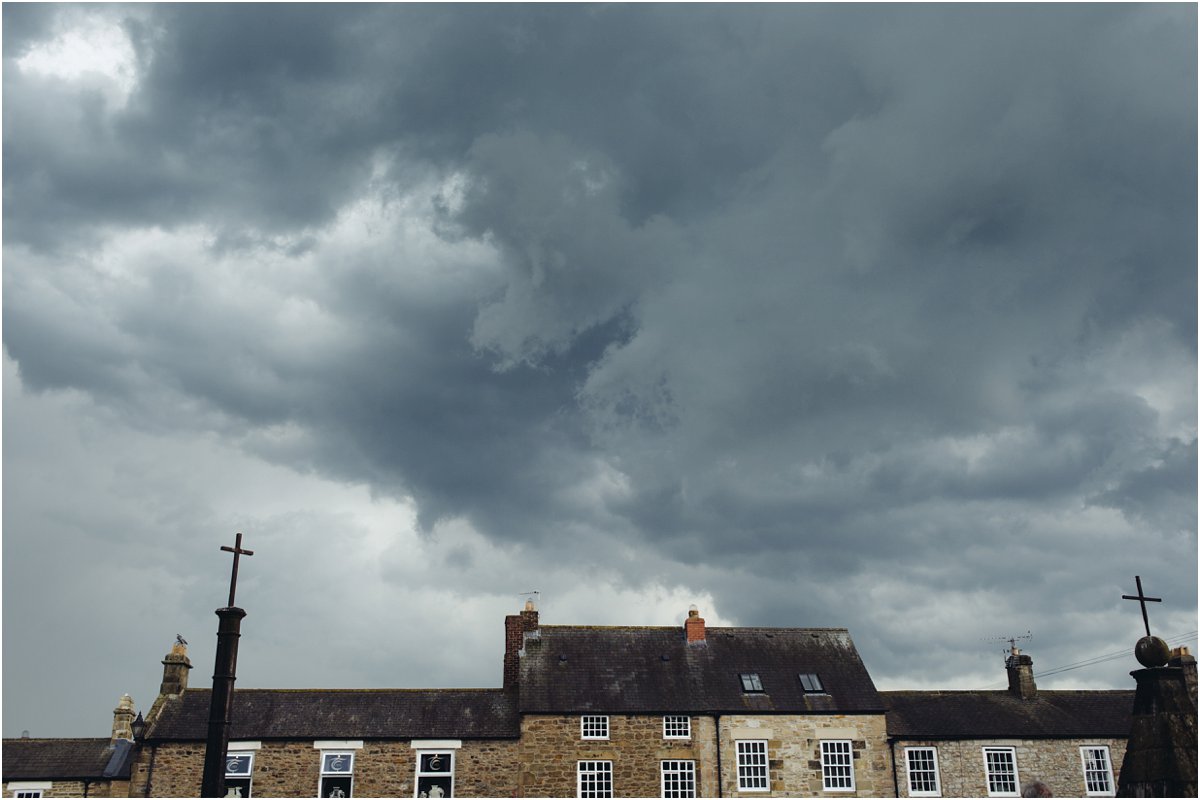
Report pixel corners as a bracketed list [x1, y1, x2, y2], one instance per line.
[889, 739, 900, 798]
[714, 714, 723, 798]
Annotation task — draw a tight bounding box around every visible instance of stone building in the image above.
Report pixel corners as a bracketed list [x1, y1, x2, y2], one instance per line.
[5, 604, 1143, 798]
[883, 648, 1133, 798]
[2, 696, 138, 798]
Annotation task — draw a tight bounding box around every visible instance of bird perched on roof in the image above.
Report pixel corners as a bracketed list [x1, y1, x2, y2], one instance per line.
[176, 634, 188, 647]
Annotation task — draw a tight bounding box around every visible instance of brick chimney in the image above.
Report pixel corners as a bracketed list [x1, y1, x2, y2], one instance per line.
[1006, 646, 1036, 699]
[159, 639, 192, 696]
[503, 600, 540, 690]
[111, 694, 136, 741]
[685, 605, 706, 643]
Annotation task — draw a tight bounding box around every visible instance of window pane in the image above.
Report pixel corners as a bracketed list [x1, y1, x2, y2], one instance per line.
[578, 761, 613, 799]
[736, 740, 768, 790]
[799, 673, 824, 692]
[225, 777, 252, 798]
[226, 754, 254, 776]
[739, 673, 763, 692]
[320, 775, 352, 798]
[985, 749, 1017, 795]
[323, 753, 353, 774]
[906, 748, 939, 796]
[821, 740, 854, 790]
[417, 776, 453, 798]
[663, 716, 691, 739]
[420, 753, 452, 773]
[662, 760, 696, 799]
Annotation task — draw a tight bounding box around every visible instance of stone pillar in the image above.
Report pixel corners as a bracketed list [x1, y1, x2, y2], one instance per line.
[1116, 665, 1198, 797]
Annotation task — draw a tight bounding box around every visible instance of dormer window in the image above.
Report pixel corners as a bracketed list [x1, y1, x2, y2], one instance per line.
[799, 673, 824, 693]
[739, 673, 764, 692]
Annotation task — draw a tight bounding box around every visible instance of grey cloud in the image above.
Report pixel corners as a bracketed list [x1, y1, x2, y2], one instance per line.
[3, 3, 1195, 734]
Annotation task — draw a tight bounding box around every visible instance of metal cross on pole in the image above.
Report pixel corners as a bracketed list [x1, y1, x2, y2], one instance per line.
[1122, 575, 1162, 638]
[202, 533, 254, 798]
[220, 532, 254, 609]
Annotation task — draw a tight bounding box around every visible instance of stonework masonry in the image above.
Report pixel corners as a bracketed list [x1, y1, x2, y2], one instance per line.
[130, 739, 520, 798]
[719, 714, 893, 798]
[517, 715, 718, 798]
[892, 737, 1128, 798]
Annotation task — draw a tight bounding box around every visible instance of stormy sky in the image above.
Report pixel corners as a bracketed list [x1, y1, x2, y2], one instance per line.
[3, 3, 1196, 738]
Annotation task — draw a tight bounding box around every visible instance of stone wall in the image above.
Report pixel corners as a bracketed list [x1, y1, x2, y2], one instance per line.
[892, 737, 1128, 798]
[718, 713, 893, 797]
[129, 738, 520, 797]
[517, 714, 718, 798]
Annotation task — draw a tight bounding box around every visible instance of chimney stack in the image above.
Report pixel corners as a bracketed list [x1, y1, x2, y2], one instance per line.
[685, 605, 706, 643]
[160, 639, 193, 696]
[111, 694, 136, 741]
[1169, 646, 1197, 708]
[1006, 646, 1036, 699]
[503, 600, 540, 690]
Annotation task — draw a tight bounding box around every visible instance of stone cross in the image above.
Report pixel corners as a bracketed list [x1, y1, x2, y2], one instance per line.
[1122, 575, 1162, 638]
[220, 532, 254, 609]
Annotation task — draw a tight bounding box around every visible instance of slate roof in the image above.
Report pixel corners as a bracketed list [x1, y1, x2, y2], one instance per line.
[2, 738, 134, 781]
[882, 690, 1135, 739]
[146, 689, 519, 741]
[518, 625, 884, 714]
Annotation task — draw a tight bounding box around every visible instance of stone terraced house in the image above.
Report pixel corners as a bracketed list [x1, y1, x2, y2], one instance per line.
[5, 604, 1145, 798]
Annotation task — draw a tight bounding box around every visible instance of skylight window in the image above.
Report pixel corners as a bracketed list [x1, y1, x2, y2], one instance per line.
[739, 673, 764, 692]
[799, 673, 824, 693]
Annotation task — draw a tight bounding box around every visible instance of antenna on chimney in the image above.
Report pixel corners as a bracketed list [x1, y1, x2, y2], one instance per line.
[518, 590, 541, 605]
[986, 631, 1033, 664]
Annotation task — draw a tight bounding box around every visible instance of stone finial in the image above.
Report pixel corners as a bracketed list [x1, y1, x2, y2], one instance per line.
[112, 693, 136, 741]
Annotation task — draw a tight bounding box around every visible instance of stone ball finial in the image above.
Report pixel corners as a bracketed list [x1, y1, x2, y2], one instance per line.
[1135, 634, 1171, 668]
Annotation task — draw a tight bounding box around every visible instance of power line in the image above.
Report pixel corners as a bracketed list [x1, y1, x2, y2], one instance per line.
[978, 630, 1198, 689]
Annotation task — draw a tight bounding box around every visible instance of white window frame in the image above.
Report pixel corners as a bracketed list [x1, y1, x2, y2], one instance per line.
[982, 747, 1020, 798]
[8, 783, 50, 799]
[225, 751, 255, 798]
[580, 715, 609, 740]
[821, 739, 855, 792]
[13, 792, 44, 799]
[1080, 746, 1115, 797]
[904, 747, 941, 797]
[663, 715, 691, 740]
[414, 749, 455, 798]
[318, 750, 355, 798]
[736, 739, 769, 792]
[660, 759, 697, 798]
[577, 760, 613, 799]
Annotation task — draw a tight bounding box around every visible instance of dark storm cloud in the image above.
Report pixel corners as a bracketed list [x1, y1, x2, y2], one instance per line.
[4, 3, 1196, 733]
